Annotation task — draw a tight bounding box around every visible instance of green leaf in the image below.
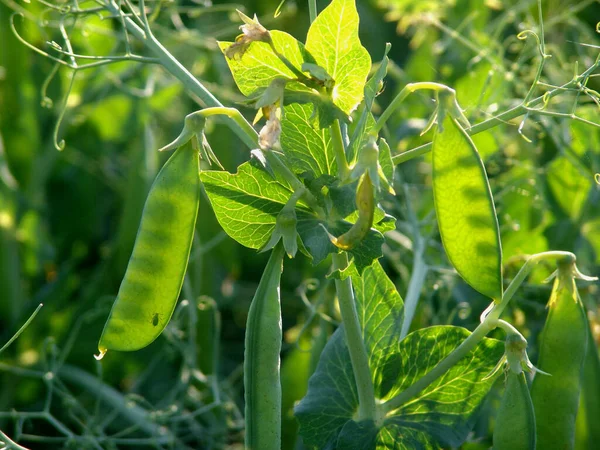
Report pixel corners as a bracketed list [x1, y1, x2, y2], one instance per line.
[280, 103, 337, 177]
[200, 162, 313, 249]
[432, 115, 503, 300]
[305, 0, 371, 115]
[200, 163, 383, 272]
[296, 262, 504, 450]
[219, 30, 312, 97]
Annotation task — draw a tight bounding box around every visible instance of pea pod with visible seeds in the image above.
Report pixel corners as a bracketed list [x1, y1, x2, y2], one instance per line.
[432, 113, 502, 301]
[493, 334, 537, 450]
[531, 260, 589, 450]
[245, 243, 285, 450]
[96, 142, 200, 358]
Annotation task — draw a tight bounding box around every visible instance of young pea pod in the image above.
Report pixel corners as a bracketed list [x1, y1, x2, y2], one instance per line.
[244, 243, 285, 450]
[493, 334, 537, 450]
[330, 172, 374, 250]
[531, 261, 589, 450]
[97, 142, 200, 357]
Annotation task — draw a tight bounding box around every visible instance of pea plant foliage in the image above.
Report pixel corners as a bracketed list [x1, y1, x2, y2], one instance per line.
[4, 0, 600, 448]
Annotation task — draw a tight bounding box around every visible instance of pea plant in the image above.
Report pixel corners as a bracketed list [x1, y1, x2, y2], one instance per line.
[2, 0, 599, 448]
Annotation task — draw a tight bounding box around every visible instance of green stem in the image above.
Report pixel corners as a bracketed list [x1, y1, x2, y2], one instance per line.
[375, 82, 453, 134]
[331, 120, 350, 180]
[308, 0, 317, 23]
[522, 0, 548, 105]
[199, 107, 260, 148]
[0, 429, 30, 450]
[0, 304, 43, 356]
[332, 252, 376, 421]
[399, 245, 427, 340]
[380, 251, 576, 415]
[391, 57, 600, 165]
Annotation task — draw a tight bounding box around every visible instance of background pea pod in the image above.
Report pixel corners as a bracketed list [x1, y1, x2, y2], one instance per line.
[531, 263, 588, 450]
[244, 243, 285, 450]
[97, 142, 200, 357]
[493, 370, 536, 450]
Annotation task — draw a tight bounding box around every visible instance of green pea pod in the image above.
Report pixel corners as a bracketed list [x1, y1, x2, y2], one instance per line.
[97, 142, 200, 357]
[531, 263, 588, 450]
[432, 114, 502, 301]
[245, 243, 285, 450]
[493, 371, 537, 450]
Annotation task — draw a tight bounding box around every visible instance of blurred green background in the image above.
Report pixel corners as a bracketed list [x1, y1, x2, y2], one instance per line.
[0, 0, 599, 448]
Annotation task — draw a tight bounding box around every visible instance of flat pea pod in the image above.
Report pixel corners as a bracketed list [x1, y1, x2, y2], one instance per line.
[432, 114, 502, 300]
[493, 371, 537, 450]
[97, 142, 200, 357]
[531, 263, 588, 450]
[245, 243, 285, 450]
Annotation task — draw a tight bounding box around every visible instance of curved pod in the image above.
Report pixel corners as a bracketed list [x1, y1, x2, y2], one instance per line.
[98, 142, 200, 356]
[432, 115, 502, 300]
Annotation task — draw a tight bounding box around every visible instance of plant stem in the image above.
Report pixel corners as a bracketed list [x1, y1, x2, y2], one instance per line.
[380, 251, 577, 415]
[103, 0, 257, 148]
[331, 120, 351, 180]
[308, 0, 317, 23]
[0, 304, 43, 356]
[399, 246, 427, 340]
[0, 429, 31, 450]
[391, 57, 600, 165]
[374, 82, 453, 133]
[199, 107, 260, 148]
[332, 252, 376, 421]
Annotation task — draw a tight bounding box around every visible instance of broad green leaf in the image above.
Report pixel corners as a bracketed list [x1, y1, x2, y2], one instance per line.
[200, 162, 313, 249]
[219, 30, 312, 97]
[297, 325, 503, 449]
[280, 103, 337, 177]
[432, 115, 502, 300]
[305, 0, 371, 115]
[296, 261, 503, 449]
